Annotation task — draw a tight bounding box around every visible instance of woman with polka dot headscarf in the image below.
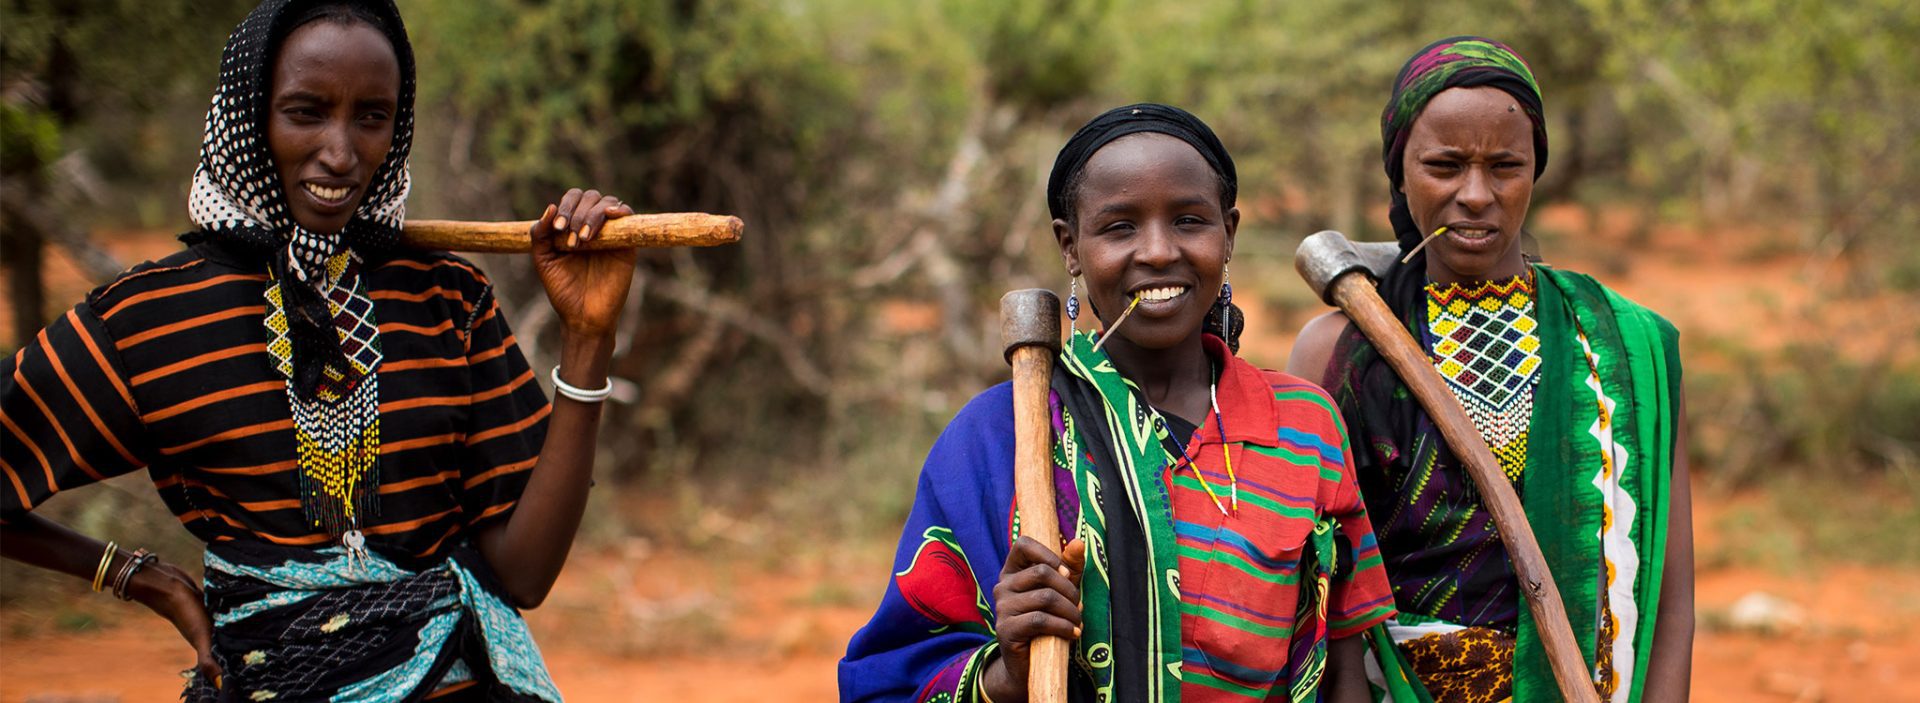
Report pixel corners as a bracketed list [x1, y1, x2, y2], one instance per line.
[1, 1, 638, 698]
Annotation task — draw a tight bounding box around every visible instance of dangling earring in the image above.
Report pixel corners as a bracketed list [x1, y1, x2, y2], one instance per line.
[1218, 264, 1233, 340]
[1066, 275, 1081, 332]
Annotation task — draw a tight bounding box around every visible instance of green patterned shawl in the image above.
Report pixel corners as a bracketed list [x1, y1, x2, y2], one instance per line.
[1055, 330, 1185, 701]
[1363, 268, 1681, 702]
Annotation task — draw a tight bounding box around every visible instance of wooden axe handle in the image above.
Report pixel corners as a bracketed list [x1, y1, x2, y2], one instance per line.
[1327, 273, 1601, 703]
[401, 212, 742, 252]
[1009, 344, 1070, 703]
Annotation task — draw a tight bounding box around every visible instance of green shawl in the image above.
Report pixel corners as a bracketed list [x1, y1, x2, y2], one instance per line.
[1054, 331, 1186, 701]
[1367, 267, 1681, 702]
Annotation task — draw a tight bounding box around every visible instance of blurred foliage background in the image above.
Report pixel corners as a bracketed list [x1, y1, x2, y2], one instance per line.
[3, 0, 1917, 580]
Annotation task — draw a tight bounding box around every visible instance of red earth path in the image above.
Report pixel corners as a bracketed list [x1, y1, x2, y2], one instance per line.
[4, 495, 1917, 702]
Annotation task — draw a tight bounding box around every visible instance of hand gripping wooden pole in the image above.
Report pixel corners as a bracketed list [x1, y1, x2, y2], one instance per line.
[1294, 231, 1601, 703]
[1000, 288, 1068, 703]
[401, 212, 743, 252]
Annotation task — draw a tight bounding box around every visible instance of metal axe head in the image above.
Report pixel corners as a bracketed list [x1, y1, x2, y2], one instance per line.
[1294, 230, 1402, 305]
[1000, 288, 1062, 364]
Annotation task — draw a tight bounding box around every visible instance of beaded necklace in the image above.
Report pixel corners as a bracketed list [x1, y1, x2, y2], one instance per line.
[1153, 360, 1238, 516]
[264, 249, 382, 561]
[1424, 270, 1540, 482]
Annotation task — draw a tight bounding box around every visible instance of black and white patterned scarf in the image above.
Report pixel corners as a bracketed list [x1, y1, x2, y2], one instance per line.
[185, 0, 416, 541]
[186, 0, 415, 401]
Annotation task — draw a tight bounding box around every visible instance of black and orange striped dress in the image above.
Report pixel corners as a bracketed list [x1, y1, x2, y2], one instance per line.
[0, 237, 549, 566]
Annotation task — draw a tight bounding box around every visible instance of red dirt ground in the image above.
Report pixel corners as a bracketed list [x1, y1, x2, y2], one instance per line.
[4, 498, 1916, 702]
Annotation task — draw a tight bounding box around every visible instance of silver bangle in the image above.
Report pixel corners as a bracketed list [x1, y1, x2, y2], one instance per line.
[551, 365, 614, 403]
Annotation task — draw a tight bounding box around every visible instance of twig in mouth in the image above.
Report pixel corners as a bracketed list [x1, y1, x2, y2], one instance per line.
[1091, 293, 1143, 354]
[1401, 226, 1449, 264]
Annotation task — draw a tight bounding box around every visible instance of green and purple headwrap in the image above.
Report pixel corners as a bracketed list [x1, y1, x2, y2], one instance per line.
[1381, 36, 1547, 250]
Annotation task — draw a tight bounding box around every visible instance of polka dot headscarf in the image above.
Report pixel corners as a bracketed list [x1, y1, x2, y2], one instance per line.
[188, 0, 416, 400]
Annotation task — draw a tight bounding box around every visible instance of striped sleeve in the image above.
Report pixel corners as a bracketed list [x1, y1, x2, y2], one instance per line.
[458, 274, 549, 533]
[1, 304, 153, 523]
[1324, 407, 1395, 638]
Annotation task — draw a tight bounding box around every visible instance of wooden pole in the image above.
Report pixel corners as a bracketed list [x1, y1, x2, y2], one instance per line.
[1001, 289, 1068, 703]
[1296, 231, 1601, 703]
[401, 212, 742, 252]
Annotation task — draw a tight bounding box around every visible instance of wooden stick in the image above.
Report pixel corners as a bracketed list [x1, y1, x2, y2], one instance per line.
[401, 212, 742, 252]
[1295, 231, 1601, 703]
[1001, 289, 1068, 703]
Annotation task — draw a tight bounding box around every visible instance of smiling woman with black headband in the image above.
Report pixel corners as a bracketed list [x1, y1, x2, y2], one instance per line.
[841, 104, 1396, 703]
[1287, 37, 1693, 702]
[0, 1, 637, 699]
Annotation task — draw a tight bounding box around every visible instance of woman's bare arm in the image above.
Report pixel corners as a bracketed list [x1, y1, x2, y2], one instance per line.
[474, 188, 638, 609]
[1324, 634, 1373, 703]
[1286, 310, 1351, 384]
[1, 513, 221, 678]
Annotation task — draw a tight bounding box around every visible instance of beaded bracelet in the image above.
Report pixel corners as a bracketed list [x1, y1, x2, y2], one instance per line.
[110, 549, 156, 601]
[91, 541, 119, 593]
[551, 365, 614, 403]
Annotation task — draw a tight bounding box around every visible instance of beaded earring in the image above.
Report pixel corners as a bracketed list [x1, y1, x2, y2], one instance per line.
[1218, 264, 1233, 340]
[1067, 275, 1081, 331]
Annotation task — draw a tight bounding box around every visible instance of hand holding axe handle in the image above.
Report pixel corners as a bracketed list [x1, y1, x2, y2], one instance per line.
[1000, 289, 1069, 703]
[1295, 231, 1601, 703]
[402, 212, 743, 252]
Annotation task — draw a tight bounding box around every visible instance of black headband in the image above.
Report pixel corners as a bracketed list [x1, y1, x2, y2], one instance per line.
[1046, 103, 1236, 221]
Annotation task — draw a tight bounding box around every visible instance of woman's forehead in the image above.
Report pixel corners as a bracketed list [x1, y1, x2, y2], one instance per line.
[274, 20, 400, 86]
[1079, 133, 1219, 194]
[1408, 87, 1533, 151]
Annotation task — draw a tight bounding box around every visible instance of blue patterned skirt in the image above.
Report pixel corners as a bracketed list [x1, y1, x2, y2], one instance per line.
[183, 540, 562, 702]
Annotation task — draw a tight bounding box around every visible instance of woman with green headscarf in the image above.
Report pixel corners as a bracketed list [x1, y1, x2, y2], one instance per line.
[1287, 37, 1693, 702]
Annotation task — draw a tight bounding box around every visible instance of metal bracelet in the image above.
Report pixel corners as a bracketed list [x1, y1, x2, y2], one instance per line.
[111, 549, 155, 601]
[92, 541, 118, 593]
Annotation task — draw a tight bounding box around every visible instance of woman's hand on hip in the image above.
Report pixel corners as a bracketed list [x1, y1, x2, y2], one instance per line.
[127, 559, 222, 686]
[531, 188, 639, 339]
[986, 536, 1085, 703]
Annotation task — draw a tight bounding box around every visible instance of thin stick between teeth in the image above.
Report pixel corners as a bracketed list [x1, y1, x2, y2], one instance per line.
[1401, 226, 1449, 264]
[1090, 294, 1143, 353]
